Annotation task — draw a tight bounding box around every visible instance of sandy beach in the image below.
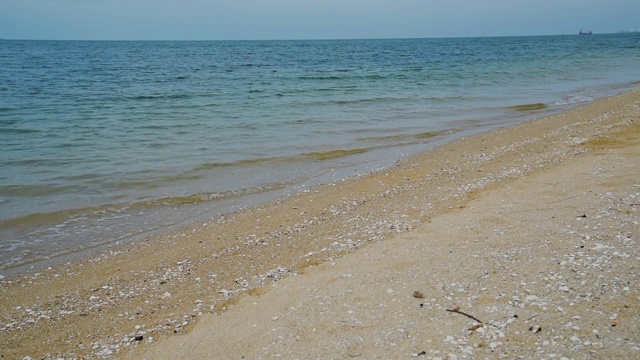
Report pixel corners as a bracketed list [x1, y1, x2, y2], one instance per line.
[1, 89, 639, 359]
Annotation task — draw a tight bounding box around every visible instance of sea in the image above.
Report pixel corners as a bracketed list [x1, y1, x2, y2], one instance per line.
[1, 34, 639, 275]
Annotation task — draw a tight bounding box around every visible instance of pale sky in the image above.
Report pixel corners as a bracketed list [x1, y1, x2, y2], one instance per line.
[1, 0, 638, 40]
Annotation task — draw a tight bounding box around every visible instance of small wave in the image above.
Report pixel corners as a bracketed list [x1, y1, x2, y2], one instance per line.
[0, 185, 284, 233]
[48, 173, 104, 183]
[357, 133, 418, 143]
[283, 117, 323, 125]
[128, 192, 228, 208]
[322, 96, 414, 106]
[131, 93, 192, 101]
[0, 127, 42, 134]
[316, 95, 476, 107]
[0, 158, 73, 167]
[358, 129, 457, 143]
[112, 173, 206, 190]
[133, 124, 172, 130]
[297, 73, 387, 81]
[553, 95, 594, 106]
[506, 103, 548, 111]
[193, 147, 374, 172]
[125, 184, 292, 210]
[54, 141, 88, 149]
[297, 75, 344, 81]
[362, 74, 387, 80]
[429, 95, 479, 102]
[0, 184, 75, 197]
[0, 205, 111, 232]
[194, 157, 281, 171]
[302, 148, 369, 161]
[415, 130, 449, 139]
[269, 85, 361, 96]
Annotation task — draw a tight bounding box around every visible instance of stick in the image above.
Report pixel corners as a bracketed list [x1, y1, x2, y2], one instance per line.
[446, 307, 483, 324]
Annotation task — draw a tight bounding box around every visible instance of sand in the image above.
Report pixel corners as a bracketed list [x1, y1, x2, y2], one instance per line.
[1, 89, 639, 359]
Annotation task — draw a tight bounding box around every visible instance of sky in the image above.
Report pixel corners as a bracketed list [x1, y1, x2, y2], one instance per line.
[1, 0, 639, 41]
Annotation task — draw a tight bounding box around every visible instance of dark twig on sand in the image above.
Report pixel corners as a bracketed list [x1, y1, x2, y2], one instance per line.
[446, 307, 483, 324]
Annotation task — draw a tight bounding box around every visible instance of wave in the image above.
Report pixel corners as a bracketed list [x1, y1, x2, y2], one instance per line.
[126, 188, 263, 209]
[0, 183, 288, 233]
[130, 93, 193, 101]
[0, 204, 114, 232]
[0, 158, 74, 167]
[264, 85, 362, 97]
[53, 141, 90, 149]
[298, 94, 483, 108]
[553, 95, 594, 106]
[357, 134, 416, 143]
[18, 170, 208, 194]
[297, 75, 344, 81]
[311, 96, 416, 107]
[0, 184, 76, 197]
[194, 147, 375, 171]
[357, 129, 457, 143]
[194, 157, 283, 171]
[110, 173, 206, 191]
[297, 73, 388, 81]
[282, 117, 323, 125]
[130, 123, 185, 130]
[416, 130, 454, 139]
[506, 103, 548, 111]
[0, 127, 42, 134]
[301, 148, 369, 161]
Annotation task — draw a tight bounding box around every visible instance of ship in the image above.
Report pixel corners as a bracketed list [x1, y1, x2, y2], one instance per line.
[579, 28, 592, 35]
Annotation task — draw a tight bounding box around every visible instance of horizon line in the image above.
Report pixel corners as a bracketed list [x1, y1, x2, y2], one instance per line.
[2, 32, 629, 42]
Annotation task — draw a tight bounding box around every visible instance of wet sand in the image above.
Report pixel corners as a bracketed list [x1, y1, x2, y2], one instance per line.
[1, 89, 639, 359]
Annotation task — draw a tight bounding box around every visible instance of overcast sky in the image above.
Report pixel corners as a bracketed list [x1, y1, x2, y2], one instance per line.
[1, 0, 639, 40]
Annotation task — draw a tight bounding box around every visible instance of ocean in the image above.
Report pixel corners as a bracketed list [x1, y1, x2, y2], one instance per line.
[1, 34, 639, 275]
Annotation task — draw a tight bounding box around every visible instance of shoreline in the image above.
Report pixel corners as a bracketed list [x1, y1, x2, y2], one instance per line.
[1, 89, 639, 359]
[3, 35, 640, 276]
[1, 85, 626, 277]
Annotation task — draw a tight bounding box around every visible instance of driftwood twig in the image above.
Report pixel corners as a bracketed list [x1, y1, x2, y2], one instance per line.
[446, 307, 483, 324]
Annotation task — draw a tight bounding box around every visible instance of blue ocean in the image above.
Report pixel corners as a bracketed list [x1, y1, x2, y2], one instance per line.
[1, 34, 639, 274]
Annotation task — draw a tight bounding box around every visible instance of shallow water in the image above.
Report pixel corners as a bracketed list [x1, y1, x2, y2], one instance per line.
[1, 34, 639, 273]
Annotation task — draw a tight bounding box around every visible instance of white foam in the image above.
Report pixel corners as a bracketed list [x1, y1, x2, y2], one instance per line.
[553, 94, 594, 106]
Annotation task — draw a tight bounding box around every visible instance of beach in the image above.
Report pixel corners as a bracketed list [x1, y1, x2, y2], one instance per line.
[1, 89, 639, 359]
[3, 36, 639, 272]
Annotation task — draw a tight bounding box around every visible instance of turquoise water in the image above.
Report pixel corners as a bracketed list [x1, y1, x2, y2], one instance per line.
[1, 34, 639, 273]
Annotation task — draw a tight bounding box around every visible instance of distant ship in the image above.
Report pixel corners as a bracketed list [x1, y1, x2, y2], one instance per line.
[579, 28, 592, 35]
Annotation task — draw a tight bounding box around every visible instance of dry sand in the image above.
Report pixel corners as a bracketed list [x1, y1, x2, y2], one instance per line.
[1, 89, 639, 359]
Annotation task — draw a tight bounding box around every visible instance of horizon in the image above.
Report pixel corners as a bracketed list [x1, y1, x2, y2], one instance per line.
[1, 31, 636, 43]
[1, 1, 639, 42]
